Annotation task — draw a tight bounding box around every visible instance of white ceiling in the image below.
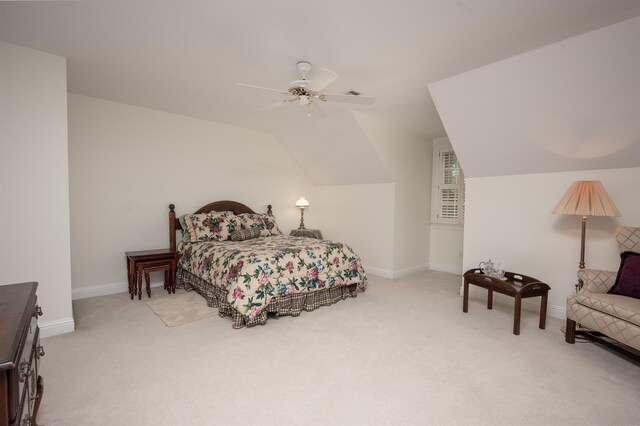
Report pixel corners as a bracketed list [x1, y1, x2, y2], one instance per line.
[1, 1, 640, 139]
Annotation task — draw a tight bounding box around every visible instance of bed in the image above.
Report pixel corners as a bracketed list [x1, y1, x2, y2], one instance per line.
[169, 201, 367, 328]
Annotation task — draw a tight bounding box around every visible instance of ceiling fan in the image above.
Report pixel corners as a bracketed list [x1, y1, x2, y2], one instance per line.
[235, 61, 375, 117]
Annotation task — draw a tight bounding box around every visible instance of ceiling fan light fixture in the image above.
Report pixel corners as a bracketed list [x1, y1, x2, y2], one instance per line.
[299, 95, 310, 106]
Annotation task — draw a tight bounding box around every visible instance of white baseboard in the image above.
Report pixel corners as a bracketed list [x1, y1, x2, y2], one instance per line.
[364, 264, 430, 279]
[40, 317, 75, 338]
[72, 280, 165, 300]
[547, 304, 567, 320]
[466, 286, 565, 320]
[363, 265, 394, 279]
[429, 263, 463, 275]
[393, 263, 430, 278]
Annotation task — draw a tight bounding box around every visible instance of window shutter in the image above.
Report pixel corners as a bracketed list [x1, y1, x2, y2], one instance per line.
[435, 148, 464, 224]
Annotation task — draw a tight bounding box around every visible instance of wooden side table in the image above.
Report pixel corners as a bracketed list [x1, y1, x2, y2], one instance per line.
[290, 228, 323, 239]
[463, 269, 550, 335]
[125, 249, 176, 300]
[136, 259, 176, 299]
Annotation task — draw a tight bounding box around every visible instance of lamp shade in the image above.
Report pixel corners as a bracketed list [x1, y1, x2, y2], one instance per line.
[295, 197, 309, 208]
[552, 181, 620, 217]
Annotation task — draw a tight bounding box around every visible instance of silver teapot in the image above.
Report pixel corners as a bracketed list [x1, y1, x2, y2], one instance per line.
[479, 259, 495, 276]
[480, 259, 506, 280]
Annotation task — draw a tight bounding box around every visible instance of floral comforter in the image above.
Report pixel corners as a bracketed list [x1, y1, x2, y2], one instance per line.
[177, 235, 367, 320]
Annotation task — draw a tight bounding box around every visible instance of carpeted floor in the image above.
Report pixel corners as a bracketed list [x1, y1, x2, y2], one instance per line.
[38, 270, 640, 425]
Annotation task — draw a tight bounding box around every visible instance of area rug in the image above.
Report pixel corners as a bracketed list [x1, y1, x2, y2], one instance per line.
[146, 290, 217, 327]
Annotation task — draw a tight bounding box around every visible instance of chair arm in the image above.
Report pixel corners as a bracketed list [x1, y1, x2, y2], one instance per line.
[577, 268, 617, 294]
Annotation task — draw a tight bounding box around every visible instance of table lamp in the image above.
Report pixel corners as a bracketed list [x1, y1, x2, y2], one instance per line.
[295, 197, 309, 230]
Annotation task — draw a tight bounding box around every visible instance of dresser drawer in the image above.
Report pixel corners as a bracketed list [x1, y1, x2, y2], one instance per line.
[16, 383, 30, 426]
[13, 311, 38, 420]
[0, 282, 42, 426]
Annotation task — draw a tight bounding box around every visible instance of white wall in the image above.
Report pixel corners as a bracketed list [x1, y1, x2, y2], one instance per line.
[0, 41, 74, 336]
[68, 95, 434, 295]
[464, 167, 640, 319]
[314, 183, 395, 274]
[354, 112, 432, 274]
[68, 94, 314, 295]
[430, 225, 464, 274]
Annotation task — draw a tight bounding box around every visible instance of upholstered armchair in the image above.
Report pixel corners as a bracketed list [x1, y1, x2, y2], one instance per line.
[565, 226, 640, 351]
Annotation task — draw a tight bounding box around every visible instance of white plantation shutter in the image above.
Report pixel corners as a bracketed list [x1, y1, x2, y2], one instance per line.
[435, 148, 464, 224]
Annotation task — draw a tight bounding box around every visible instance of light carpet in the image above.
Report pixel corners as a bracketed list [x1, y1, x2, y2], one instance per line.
[38, 271, 640, 425]
[146, 289, 217, 327]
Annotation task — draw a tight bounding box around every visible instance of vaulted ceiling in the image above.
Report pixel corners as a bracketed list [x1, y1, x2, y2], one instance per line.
[2, 1, 640, 140]
[429, 15, 640, 178]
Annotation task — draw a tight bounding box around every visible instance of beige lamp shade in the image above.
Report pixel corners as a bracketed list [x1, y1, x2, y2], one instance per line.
[552, 181, 620, 217]
[295, 197, 309, 209]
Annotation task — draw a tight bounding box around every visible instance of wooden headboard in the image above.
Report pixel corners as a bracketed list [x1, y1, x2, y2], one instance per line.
[169, 201, 273, 252]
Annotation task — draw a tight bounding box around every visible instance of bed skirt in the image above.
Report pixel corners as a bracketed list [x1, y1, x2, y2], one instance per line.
[175, 268, 361, 329]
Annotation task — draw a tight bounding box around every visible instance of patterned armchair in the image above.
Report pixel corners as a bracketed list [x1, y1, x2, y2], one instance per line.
[565, 226, 640, 351]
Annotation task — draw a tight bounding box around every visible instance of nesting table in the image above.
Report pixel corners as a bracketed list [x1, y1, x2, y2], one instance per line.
[463, 269, 550, 335]
[125, 249, 177, 300]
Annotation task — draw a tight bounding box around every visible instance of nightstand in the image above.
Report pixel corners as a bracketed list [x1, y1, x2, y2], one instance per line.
[290, 228, 323, 239]
[125, 249, 176, 300]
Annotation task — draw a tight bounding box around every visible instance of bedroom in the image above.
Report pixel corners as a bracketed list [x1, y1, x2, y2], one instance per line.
[1, 1, 640, 425]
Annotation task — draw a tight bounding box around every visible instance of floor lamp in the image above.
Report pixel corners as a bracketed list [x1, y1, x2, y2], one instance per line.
[552, 180, 621, 290]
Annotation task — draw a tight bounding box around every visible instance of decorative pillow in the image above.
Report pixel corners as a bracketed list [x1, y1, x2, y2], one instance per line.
[220, 212, 241, 238]
[179, 215, 192, 243]
[230, 228, 262, 241]
[184, 211, 240, 242]
[237, 213, 271, 237]
[262, 214, 283, 236]
[237, 213, 282, 237]
[608, 251, 640, 299]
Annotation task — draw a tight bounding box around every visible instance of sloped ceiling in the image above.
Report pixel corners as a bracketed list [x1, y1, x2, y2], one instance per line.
[275, 111, 392, 186]
[429, 16, 640, 178]
[1, 1, 640, 140]
[2, 2, 640, 186]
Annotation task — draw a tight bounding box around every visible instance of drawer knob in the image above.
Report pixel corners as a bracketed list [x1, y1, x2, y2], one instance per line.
[34, 305, 43, 317]
[37, 345, 45, 358]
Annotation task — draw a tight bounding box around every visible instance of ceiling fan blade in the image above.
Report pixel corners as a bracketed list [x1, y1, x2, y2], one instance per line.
[322, 93, 376, 105]
[235, 83, 290, 95]
[308, 68, 338, 92]
[253, 98, 296, 113]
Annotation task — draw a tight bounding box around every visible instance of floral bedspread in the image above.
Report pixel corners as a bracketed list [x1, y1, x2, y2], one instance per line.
[177, 235, 367, 320]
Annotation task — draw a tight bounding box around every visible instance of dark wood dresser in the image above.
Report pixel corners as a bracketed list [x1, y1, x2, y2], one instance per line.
[0, 282, 44, 426]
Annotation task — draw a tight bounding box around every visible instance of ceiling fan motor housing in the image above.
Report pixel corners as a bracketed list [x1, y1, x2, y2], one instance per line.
[289, 86, 315, 98]
[296, 61, 312, 77]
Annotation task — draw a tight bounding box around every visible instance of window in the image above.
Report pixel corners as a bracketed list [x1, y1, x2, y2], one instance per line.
[432, 141, 464, 225]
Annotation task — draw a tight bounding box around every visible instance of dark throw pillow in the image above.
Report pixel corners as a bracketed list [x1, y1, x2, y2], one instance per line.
[609, 251, 640, 299]
[230, 228, 262, 242]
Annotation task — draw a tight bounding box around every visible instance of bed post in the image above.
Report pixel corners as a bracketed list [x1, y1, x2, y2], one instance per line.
[169, 204, 176, 253]
[267, 204, 273, 216]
